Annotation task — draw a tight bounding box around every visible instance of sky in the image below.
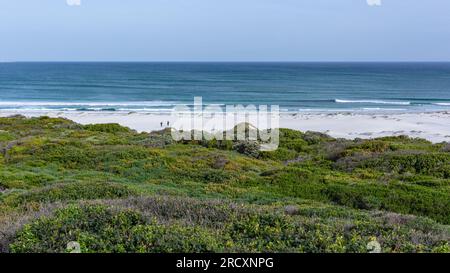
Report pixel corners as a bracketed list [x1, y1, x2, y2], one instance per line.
[0, 0, 449, 61]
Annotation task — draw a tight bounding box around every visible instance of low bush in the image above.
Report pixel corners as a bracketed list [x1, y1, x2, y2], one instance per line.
[84, 123, 131, 133]
[363, 153, 450, 178]
[9, 202, 450, 253]
[9, 205, 220, 253]
[262, 167, 450, 224]
[1, 116, 449, 253]
[259, 148, 298, 161]
[201, 169, 232, 183]
[4, 181, 135, 206]
[232, 141, 260, 158]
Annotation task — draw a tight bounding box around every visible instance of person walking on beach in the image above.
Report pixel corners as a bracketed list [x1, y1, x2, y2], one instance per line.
[167, 121, 170, 127]
[160, 122, 163, 127]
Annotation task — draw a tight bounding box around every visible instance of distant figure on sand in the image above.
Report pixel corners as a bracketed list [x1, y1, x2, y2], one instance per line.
[160, 122, 163, 127]
[167, 121, 170, 127]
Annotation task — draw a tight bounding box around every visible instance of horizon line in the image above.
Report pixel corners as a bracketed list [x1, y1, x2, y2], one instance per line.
[2, 61, 450, 63]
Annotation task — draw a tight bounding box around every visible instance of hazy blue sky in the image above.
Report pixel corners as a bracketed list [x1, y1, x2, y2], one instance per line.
[1, 0, 449, 61]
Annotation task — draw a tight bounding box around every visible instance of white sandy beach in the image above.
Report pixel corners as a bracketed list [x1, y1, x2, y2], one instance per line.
[1, 110, 449, 143]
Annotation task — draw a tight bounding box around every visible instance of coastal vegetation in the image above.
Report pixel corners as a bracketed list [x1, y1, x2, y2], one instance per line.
[0, 116, 449, 253]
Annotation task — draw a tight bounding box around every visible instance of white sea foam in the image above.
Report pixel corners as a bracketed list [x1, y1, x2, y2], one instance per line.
[116, 108, 174, 112]
[0, 101, 177, 107]
[361, 108, 407, 111]
[433, 102, 450, 106]
[0, 107, 176, 113]
[335, 99, 411, 105]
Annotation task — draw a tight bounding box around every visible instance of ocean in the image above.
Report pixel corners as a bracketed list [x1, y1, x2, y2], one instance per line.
[0, 62, 449, 113]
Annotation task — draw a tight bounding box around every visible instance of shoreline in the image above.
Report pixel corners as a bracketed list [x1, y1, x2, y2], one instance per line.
[1, 110, 449, 143]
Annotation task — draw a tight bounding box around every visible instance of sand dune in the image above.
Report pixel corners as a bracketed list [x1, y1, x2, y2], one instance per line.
[1, 110, 449, 143]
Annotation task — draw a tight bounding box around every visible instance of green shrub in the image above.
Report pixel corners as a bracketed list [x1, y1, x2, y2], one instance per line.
[280, 139, 309, 153]
[364, 153, 450, 178]
[84, 123, 131, 133]
[322, 183, 450, 224]
[1, 116, 449, 253]
[262, 167, 450, 224]
[232, 141, 260, 158]
[201, 169, 232, 183]
[5, 181, 135, 206]
[34, 142, 94, 168]
[259, 148, 298, 161]
[302, 131, 333, 145]
[0, 131, 15, 142]
[353, 140, 391, 153]
[228, 213, 298, 252]
[10, 205, 220, 253]
[279, 128, 304, 140]
[95, 145, 157, 163]
[7, 199, 450, 253]
[0, 169, 55, 189]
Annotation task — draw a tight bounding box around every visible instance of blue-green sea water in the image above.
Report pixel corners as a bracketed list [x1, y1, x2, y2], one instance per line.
[0, 62, 449, 113]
